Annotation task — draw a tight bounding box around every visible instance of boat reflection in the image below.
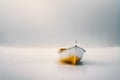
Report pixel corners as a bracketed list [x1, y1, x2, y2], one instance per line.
[57, 61, 86, 73]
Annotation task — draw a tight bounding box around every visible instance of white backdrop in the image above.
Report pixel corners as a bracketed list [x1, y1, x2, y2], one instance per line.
[0, 0, 120, 47]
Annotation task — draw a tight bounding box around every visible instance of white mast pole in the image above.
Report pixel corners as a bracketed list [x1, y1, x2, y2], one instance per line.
[75, 40, 77, 46]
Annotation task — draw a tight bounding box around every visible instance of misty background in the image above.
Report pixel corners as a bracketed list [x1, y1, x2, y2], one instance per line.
[0, 1, 120, 80]
[0, 0, 120, 47]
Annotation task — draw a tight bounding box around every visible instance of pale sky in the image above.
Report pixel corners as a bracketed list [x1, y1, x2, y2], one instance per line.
[0, 0, 120, 47]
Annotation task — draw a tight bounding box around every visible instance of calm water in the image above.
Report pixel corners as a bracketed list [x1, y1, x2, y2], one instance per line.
[0, 46, 120, 80]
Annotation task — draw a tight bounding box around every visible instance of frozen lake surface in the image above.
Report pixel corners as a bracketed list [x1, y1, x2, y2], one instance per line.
[0, 46, 120, 80]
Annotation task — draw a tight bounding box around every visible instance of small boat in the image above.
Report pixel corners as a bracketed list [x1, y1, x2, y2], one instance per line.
[58, 41, 86, 65]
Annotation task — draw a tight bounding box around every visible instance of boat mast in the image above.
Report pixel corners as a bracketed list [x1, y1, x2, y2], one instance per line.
[75, 40, 77, 47]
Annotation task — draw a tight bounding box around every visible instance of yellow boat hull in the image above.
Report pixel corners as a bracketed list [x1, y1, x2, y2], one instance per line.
[59, 55, 81, 65]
